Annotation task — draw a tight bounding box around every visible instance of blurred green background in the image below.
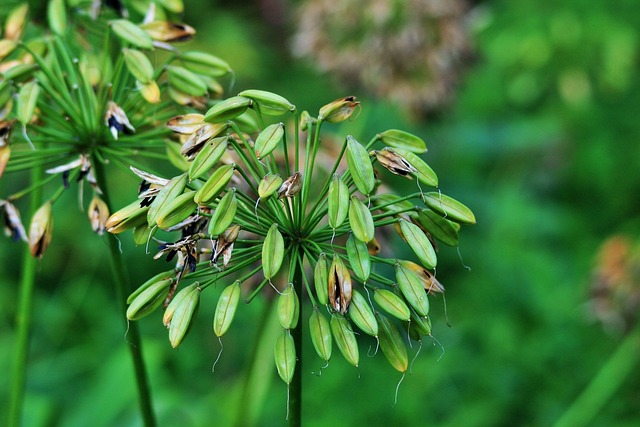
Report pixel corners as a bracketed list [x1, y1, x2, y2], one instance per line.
[2, 0, 640, 425]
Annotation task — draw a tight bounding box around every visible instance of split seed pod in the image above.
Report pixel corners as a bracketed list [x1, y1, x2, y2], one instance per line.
[278, 283, 300, 330]
[376, 313, 408, 373]
[327, 174, 349, 229]
[262, 224, 285, 280]
[373, 148, 417, 178]
[349, 196, 374, 243]
[318, 96, 359, 123]
[348, 289, 378, 337]
[181, 122, 228, 159]
[313, 253, 329, 305]
[277, 172, 302, 199]
[274, 330, 296, 384]
[17, 80, 40, 126]
[346, 234, 370, 282]
[239, 89, 295, 116]
[395, 262, 430, 317]
[330, 314, 359, 367]
[391, 147, 438, 187]
[28, 201, 53, 258]
[346, 135, 375, 195]
[167, 113, 205, 135]
[254, 122, 284, 159]
[328, 254, 352, 315]
[423, 192, 476, 224]
[194, 163, 235, 204]
[213, 280, 241, 337]
[166, 284, 200, 348]
[208, 189, 238, 236]
[141, 21, 195, 43]
[398, 219, 437, 269]
[309, 308, 332, 362]
[88, 195, 109, 235]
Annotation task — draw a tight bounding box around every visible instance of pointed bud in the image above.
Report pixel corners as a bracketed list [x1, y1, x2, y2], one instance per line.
[28, 201, 53, 258]
[318, 96, 359, 123]
[88, 195, 109, 235]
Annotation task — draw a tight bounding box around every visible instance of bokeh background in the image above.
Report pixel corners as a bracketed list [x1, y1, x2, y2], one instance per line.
[2, 0, 640, 425]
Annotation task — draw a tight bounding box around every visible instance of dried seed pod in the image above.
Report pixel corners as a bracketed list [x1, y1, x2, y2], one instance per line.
[309, 308, 332, 362]
[258, 173, 283, 199]
[330, 314, 359, 367]
[188, 136, 228, 181]
[390, 147, 438, 187]
[348, 196, 374, 243]
[423, 192, 476, 224]
[155, 190, 197, 230]
[313, 253, 329, 305]
[398, 260, 445, 294]
[147, 173, 187, 225]
[377, 129, 427, 154]
[28, 202, 53, 258]
[327, 174, 349, 229]
[346, 135, 375, 195]
[181, 122, 228, 159]
[5, 4, 28, 40]
[180, 51, 231, 77]
[254, 122, 284, 160]
[167, 113, 205, 135]
[17, 80, 40, 126]
[348, 289, 378, 337]
[193, 163, 235, 204]
[167, 65, 207, 97]
[141, 21, 195, 42]
[88, 195, 109, 235]
[211, 224, 240, 268]
[208, 189, 237, 236]
[167, 284, 200, 348]
[277, 172, 302, 199]
[409, 312, 432, 340]
[398, 219, 437, 269]
[204, 96, 252, 123]
[47, 0, 67, 35]
[367, 238, 381, 255]
[123, 48, 153, 84]
[106, 200, 149, 234]
[318, 96, 359, 123]
[413, 208, 459, 247]
[126, 278, 173, 320]
[373, 288, 411, 322]
[262, 224, 285, 280]
[328, 254, 352, 315]
[278, 283, 300, 330]
[105, 101, 135, 139]
[2, 200, 27, 242]
[213, 280, 241, 337]
[376, 313, 408, 373]
[395, 262, 430, 317]
[110, 19, 154, 49]
[1, 141, 12, 178]
[274, 330, 296, 384]
[239, 89, 296, 116]
[346, 234, 370, 282]
[373, 148, 417, 178]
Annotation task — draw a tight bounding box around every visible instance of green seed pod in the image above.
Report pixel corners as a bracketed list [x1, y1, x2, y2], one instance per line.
[398, 219, 437, 269]
[110, 19, 154, 49]
[274, 330, 296, 384]
[262, 223, 285, 280]
[17, 80, 40, 125]
[254, 122, 284, 159]
[127, 270, 176, 304]
[376, 313, 408, 373]
[208, 189, 238, 236]
[167, 284, 200, 348]
[123, 48, 153, 84]
[390, 147, 438, 187]
[213, 280, 241, 337]
[395, 263, 430, 317]
[278, 283, 300, 330]
[348, 289, 378, 337]
[330, 314, 359, 367]
[373, 148, 417, 178]
[5, 4, 29, 41]
[180, 51, 231, 77]
[167, 114, 205, 135]
[413, 208, 459, 247]
[423, 192, 476, 224]
[348, 196, 374, 243]
[155, 190, 197, 230]
[373, 193, 415, 216]
[2, 64, 37, 82]
[194, 163, 235, 204]
[166, 140, 189, 171]
[47, 0, 67, 35]
[147, 173, 188, 225]
[106, 200, 149, 234]
[239, 89, 296, 116]
[188, 136, 229, 181]
[346, 135, 375, 195]
[313, 253, 329, 305]
[377, 129, 427, 154]
[133, 224, 153, 246]
[258, 173, 283, 199]
[167, 65, 208, 97]
[409, 312, 432, 340]
[346, 234, 370, 282]
[318, 96, 359, 123]
[137, 80, 160, 104]
[374, 288, 411, 321]
[328, 254, 352, 315]
[126, 278, 173, 320]
[204, 96, 252, 123]
[309, 308, 332, 362]
[0, 40, 17, 61]
[327, 174, 350, 229]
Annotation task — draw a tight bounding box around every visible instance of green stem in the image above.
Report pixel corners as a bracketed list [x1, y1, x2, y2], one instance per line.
[552, 325, 640, 427]
[92, 158, 157, 427]
[8, 166, 43, 427]
[289, 253, 303, 427]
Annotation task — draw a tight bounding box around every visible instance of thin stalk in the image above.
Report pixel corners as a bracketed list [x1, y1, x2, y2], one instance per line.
[289, 252, 303, 427]
[92, 157, 157, 427]
[8, 163, 43, 427]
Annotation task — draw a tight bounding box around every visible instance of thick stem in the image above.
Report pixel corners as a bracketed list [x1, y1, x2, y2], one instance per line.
[289, 259, 303, 427]
[93, 158, 157, 427]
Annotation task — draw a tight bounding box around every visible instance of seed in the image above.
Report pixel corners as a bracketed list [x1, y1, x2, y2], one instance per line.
[348, 196, 374, 243]
[313, 253, 329, 305]
[377, 129, 427, 154]
[110, 19, 154, 49]
[318, 96, 360, 123]
[262, 224, 285, 280]
[204, 96, 252, 123]
[376, 313, 408, 373]
[239, 89, 296, 116]
[258, 173, 283, 199]
[395, 262, 430, 317]
[327, 174, 350, 229]
[122, 48, 153, 84]
[188, 136, 229, 181]
[167, 284, 201, 348]
[309, 308, 332, 362]
[278, 283, 300, 330]
[422, 192, 476, 224]
[254, 122, 284, 160]
[330, 314, 359, 367]
[126, 278, 173, 320]
[346, 135, 375, 195]
[348, 289, 378, 337]
[213, 280, 241, 337]
[274, 330, 296, 384]
[194, 163, 235, 204]
[346, 234, 370, 282]
[167, 65, 208, 97]
[373, 288, 411, 321]
[155, 190, 197, 230]
[208, 189, 238, 237]
[180, 51, 231, 77]
[398, 218, 437, 269]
